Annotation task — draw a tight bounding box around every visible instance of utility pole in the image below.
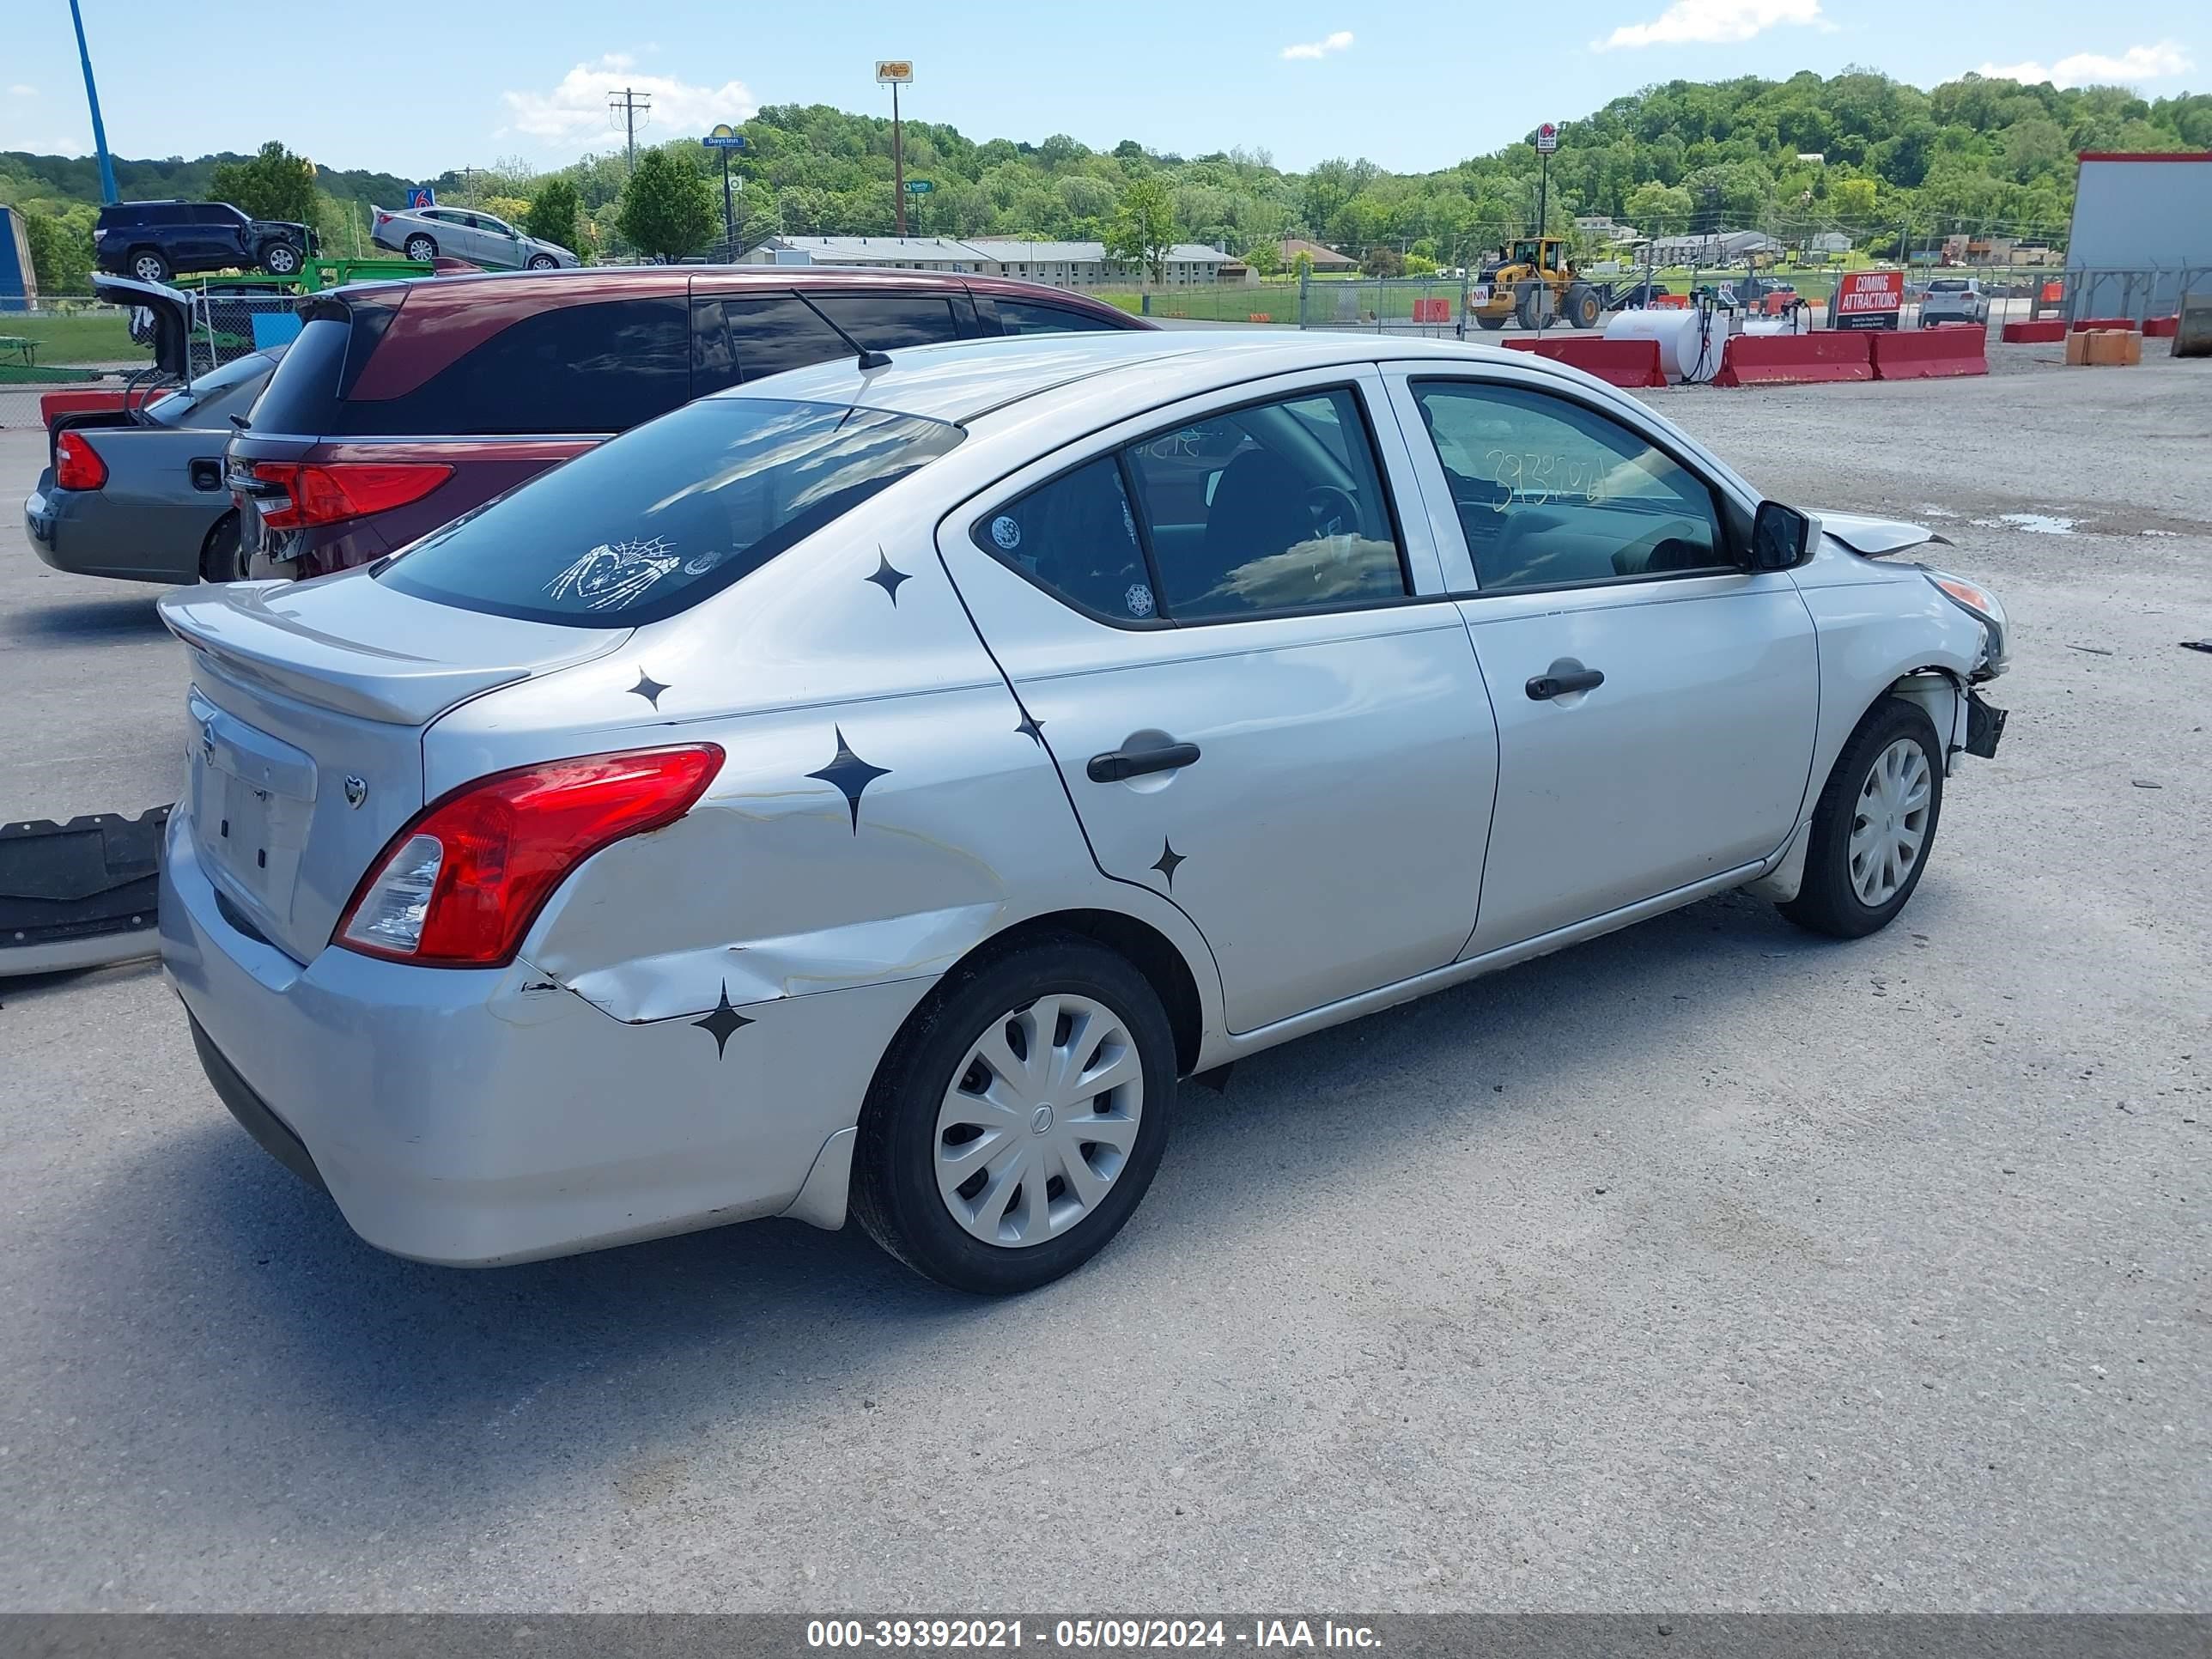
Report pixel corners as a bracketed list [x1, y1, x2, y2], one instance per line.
[67, 0, 118, 204]
[876, 61, 915, 238]
[459, 166, 479, 206]
[609, 88, 653, 170]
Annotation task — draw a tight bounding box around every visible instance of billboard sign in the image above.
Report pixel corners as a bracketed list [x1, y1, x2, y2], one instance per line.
[1831, 268, 1904, 330]
[702, 124, 747, 150]
[904, 179, 933, 194]
[1534, 124, 1559, 155]
[875, 60, 914, 83]
[407, 186, 435, 210]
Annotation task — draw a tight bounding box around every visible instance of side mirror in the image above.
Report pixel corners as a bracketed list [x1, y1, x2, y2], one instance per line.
[1751, 501, 1818, 571]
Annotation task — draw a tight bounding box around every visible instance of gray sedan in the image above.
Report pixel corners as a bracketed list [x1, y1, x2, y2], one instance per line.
[370, 204, 578, 270]
[25, 347, 282, 586]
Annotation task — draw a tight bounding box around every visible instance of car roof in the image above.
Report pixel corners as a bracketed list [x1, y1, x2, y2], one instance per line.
[723, 329, 1574, 425]
[327, 264, 1110, 305]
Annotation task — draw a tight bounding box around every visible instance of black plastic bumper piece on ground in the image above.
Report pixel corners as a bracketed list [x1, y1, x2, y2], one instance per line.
[0, 806, 167, 955]
[187, 1013, 328, 1193]
[1966, 690, 2008, 759]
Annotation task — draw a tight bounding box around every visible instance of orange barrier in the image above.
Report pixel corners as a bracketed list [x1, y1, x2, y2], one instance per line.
[38, 386, 173, 427]
[2002, 319, 2066, 343]
[1712, 330, 1872, 386]
[2070, 316, 2138, 332]
[2145, 315, 2179, 339]
[1870, 325, 1989, 380]
[1500, 336, 1669, 388]
[1649, 294, 1690, 309]
[1411, 297, 1452, 325]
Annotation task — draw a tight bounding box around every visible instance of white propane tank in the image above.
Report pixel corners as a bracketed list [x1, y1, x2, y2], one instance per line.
[1603, 306, 1731, 383]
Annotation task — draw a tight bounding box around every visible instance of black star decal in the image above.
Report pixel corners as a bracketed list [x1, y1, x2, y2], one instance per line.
[693, 981, 754, 1058]
[807, 726, 890, 834]
[1015, 713, 1047, 747]
[1151, 838, 1186, 890]
[628, 668, 670, 709]
[865, 553, 911, 605]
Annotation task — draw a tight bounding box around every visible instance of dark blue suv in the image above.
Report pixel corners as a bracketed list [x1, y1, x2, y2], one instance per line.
[94, 200, 315, 285]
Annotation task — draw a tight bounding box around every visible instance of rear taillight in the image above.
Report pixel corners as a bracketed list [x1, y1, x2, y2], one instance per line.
[335, 746, 724, 967]
[55, 431, 108, 492]
[252, 460, 453, 530]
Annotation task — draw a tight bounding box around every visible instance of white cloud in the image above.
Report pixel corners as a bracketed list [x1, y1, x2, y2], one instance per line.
[1281, 31, 1354, 61]
[1978, 40, 2193, 88]
[499, 54, 757, 149]
[6, 84, 37, 97]
[1595, 0, 1821, 50]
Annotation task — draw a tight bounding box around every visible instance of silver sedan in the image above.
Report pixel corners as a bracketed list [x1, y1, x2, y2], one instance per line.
[159, 331, 2011, 1292]
[370, 204, 578, 269]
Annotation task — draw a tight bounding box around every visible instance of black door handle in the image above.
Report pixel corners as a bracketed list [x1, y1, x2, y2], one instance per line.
[1088, 740, 1201, 783]
[1526, 666, 1605, 701]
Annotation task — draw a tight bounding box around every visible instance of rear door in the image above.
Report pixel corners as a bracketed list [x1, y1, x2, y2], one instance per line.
[1383, 363, 1820, 955]
[939, 367, 1498, 1035]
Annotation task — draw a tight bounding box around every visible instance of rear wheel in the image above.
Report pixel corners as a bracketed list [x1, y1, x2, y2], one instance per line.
[1779, 696, 1945, 939]
[259, 241, 301, 277]
[198, 512, 242, 584]
[404, 234, 437, 262]
[129, 247, 171, 283]
[852, 935, 1176, 1294]
[1474, 313, 1507, 331]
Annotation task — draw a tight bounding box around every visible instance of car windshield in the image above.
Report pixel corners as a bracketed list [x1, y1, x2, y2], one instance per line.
[379, 397, 965, 627]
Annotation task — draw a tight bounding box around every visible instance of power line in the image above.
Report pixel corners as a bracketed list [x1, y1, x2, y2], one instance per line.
[609, 88, 653, 170]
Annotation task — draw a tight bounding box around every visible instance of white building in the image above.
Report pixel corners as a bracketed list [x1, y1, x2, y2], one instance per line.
[744, 235, 1234, 288]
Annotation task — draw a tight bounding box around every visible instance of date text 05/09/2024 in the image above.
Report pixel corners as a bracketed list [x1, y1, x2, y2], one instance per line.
[805, 1619, 1384, 1650]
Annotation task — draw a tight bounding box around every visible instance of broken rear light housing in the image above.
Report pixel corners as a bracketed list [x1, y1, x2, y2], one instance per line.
[336, 745, 724, 967]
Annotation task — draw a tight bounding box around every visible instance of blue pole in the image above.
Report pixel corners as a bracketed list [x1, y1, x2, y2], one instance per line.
[69, 0, 119, 204]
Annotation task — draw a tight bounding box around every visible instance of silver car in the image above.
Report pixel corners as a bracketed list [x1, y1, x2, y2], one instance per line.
[158, 331, 2011, 1292]
[370, 204, 578, 270]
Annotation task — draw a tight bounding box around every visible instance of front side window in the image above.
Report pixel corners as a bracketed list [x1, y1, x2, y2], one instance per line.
[996, 299, 1123, 336]
[975, 386, 1409, 625]
[808, 293, 963, 352]
[381, 398, 964, 626]
[1409, 380, 1728, 591]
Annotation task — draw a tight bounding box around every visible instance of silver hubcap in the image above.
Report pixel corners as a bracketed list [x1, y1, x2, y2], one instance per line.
[408, 240, 433, 260]
[935, 994, 1143, 1249]
[1850, 738, 1932, 906]
[133, 256, 162, 280]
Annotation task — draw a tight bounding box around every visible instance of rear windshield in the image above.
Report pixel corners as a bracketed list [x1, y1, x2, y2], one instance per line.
[378, 398, 965, 627]
[1927, 280, 1970, 292]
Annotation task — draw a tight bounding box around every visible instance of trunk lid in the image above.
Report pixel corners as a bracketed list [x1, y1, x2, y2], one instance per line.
[158, 573, 627, 963]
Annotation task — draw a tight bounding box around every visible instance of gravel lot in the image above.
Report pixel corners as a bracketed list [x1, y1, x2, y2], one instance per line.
[1, 342, 2206, 1613]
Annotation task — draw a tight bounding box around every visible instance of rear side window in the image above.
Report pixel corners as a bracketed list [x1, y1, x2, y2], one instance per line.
[690, 295, 849, 394]
[808, 293, 963, 351]
[380, 398, 964, 626]
[338, 298, 690, 435]
[996, 299, 1125, 336]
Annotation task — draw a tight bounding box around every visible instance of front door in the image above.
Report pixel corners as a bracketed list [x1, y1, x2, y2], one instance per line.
[1386, 368, 1820, 954]
[940, 370, 1498, 1034]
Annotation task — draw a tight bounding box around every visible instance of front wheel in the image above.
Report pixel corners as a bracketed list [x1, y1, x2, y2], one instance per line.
[404, 234, 437, 262]
[260, 241, 301, 277]
[1779, 696, 1945, 939]
[1474, 313, 1507, 331]
[852, 935, 1176, 1294]
[527, 253, 557, 270]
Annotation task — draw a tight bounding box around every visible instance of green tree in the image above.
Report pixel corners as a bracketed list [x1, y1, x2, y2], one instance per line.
[616, 149, 717, 260]
[22, 206, 94, 295]
[1242, 238, 1283, 276]
[1362, 245, 1405, 277]
[1105, 175, 1176, 283]
[525, 178, 582, 251]
[1625, 180, 1694, 234]
[209, 141, 319, 223]
[1831, 175, 1879, 221]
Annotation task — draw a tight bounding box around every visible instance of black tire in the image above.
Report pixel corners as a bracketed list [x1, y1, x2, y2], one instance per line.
[851, 933, 1176, 1295]
[527, 253, 558, 270]
[1474, 313, 1507, 331]
[259, 241, 302, 277]
[129, 246, 171, 284]
[404, 234, 437, 262]
[199, 512, 243, 583]
[1516, 289, 1544, 331]
[1565, 283, 1601, 329]
[1779, 696, 1946, 939]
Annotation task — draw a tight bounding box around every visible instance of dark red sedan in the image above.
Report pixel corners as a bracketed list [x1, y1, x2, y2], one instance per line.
[228, 265, 1149, 579]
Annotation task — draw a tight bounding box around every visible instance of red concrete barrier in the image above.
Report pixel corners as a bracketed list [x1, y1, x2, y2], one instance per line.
[2070, 316, 2138, 332]
[1712, 330, 1872, 386]
[1870, 325, 1989, 380]
[38, 386, 173, 428]
[2002, 319, 2066, 343]
[2144, 314, 2179, 339]
[1501, 336, 1668, 388]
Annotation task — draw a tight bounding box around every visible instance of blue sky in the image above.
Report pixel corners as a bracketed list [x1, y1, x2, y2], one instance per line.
[3, 0, 2202, 177]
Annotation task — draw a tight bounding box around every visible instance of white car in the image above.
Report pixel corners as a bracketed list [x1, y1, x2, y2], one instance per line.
[1919, 278, 1990, 326]
[370, 204, 578, 270]
[159, 331, 2010, 1293]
